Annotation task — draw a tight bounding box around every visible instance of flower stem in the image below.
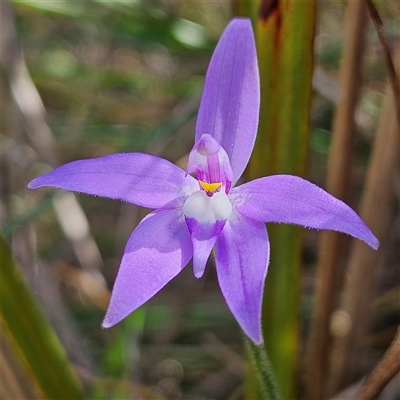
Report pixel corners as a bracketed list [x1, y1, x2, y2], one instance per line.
[246, 337, 283, 400]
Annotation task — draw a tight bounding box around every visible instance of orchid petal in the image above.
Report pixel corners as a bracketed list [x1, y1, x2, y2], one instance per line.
[185, 218, 225, 278]
[102, 208, 192, 328]
[232, 175, 379, 249]
[196, 18, 260, 184]
[215, 211, 269, 344]
[183, 190, 232, 278]
[187, 134, 234, 193]
[29, 153, 198, 209]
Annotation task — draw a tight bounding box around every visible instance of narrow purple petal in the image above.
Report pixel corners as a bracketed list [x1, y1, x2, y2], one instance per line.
[185, 217, 225, 278]
[103, 208, 192, 328]
[28, 153, 198, 209]
[232, 175, 379, 249]
[215, 211, 269, 344]
[196, 18, 260, 184]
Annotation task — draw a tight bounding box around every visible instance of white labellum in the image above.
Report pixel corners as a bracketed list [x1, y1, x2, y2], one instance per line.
[183, 190, 232, 224]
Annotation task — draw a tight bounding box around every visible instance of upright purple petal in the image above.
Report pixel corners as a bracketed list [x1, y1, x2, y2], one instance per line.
[196, 18, 260, 184]
[187, 134, 234, 194]
[29, 153, 198, 209]
[103, 208, 192, 328]
[215, 211, 269, 344]
[232, 175, 379, 249]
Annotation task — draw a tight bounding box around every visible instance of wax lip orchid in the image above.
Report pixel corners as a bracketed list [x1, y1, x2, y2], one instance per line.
[29, 18, 379, 344]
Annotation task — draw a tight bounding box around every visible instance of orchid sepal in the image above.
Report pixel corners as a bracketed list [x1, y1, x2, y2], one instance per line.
[196, 18, 260, 184]
[28, 153, 198, 210]
[231, 175, 379, 250]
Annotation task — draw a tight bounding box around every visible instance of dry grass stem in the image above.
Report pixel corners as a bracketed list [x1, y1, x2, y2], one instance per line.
[355, 327, 400, 400]
[364, 0, 400, 126]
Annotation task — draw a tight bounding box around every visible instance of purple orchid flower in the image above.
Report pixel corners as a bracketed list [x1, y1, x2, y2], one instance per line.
[28, 18, 378, 344]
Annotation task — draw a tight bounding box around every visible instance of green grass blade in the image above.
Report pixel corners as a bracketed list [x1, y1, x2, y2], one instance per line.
[0, 236, 84, 400]
[247, 2, 316, 398]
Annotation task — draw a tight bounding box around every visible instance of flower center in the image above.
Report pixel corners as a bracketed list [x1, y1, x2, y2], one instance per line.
[198, 180, 222, 196]
[183, 190, 232, 224]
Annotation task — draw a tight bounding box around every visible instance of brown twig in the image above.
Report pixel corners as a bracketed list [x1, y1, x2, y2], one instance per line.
[354, 326, 400, 400]
[364, 0, 400, 127]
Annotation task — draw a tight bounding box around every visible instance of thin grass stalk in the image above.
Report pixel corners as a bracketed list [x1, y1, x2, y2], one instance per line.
[328, 49, 400, 394]
[364, 0, 400, 126]
[305, 2, 368, 398]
